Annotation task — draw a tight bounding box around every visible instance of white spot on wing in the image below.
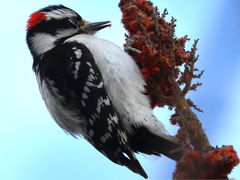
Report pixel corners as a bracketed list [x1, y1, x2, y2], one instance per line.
[106, 114, 119, 133]
[97, 82, 103, 88]
[108, 114, 118, 123]
[74, 49, 82, 59]
[100, 136, 106, 143]
[84, 86, 90, 93]
[107, 126, 112, 132]
[89, 119, 93, 125]
[86, 62, 92, 67]
[75, 61, 81, 69]
[88, 129, 94, 137]
[91, 113, 97, 120]
[81, 100, 86, 107]
[100, 132, 111, 143]
[87, 74, 95, 82]
[86, 81, 94, 87]
[73, 61, 81, 79]
[96, 96, 111, 113]
[82, 92, 88, 99]
[89, 68, 95, 74]
[118, 130, 128, 145]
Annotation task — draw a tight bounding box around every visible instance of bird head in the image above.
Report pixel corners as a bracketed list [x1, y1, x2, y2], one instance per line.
[26, 5, 111, 56]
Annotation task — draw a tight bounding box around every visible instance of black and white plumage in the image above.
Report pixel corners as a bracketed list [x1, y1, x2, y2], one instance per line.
[26, 5, 182, 178]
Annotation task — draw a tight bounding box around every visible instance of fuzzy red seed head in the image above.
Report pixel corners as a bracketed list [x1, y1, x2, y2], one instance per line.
[174, 146, 239, 179]
[27, 11, 47, 30]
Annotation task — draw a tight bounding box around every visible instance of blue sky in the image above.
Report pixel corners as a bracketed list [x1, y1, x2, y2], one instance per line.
[0, 0, 239, 179]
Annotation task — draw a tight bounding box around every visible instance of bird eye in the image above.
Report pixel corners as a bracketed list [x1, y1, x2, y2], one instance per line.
[69, 18, 78, 28]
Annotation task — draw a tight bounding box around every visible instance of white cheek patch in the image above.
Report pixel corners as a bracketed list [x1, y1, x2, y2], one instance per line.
[30, 33, 56, 55]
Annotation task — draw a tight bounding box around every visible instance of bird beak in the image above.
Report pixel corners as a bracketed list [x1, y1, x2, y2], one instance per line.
[80, 21, 111, 34]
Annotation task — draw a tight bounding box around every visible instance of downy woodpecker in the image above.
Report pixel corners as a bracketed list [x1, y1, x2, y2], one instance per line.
[26, 5, 182, 178]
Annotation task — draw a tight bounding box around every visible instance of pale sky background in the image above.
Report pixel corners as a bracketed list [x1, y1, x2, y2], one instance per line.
[0, 0, 239, 179]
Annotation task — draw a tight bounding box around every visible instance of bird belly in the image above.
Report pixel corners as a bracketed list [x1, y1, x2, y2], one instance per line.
[66, 35, 166, 134]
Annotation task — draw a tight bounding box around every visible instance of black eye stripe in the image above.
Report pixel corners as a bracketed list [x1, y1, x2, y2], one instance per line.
[27, 18, 79, 36]
[68, 17, 81, 27]
[69, 19, 78, 27]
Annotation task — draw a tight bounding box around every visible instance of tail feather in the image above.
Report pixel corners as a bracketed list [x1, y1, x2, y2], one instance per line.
[129, 126, 183, 161]
[127, 158, 148, 179]
[111, 150, 148, 178]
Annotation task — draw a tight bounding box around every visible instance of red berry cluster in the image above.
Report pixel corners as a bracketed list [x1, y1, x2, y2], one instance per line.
[174, 146, 240, 179]
[119, 0, 193, 107]
[119, 0, 239, 178]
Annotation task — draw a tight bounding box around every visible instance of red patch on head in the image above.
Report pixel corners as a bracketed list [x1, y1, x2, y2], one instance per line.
[27, 11, 47, 30]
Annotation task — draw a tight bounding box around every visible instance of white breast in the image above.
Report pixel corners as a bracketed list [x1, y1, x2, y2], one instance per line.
[66, 34, 166, 135]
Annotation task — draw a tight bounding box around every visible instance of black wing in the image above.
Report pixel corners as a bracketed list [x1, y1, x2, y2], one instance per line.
[36, 41, 147, 178]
